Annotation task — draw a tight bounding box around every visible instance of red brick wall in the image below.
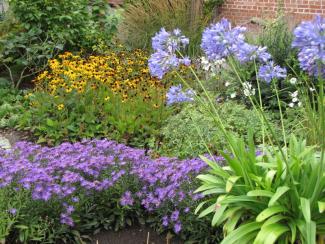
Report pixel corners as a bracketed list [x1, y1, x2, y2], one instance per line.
[219, 0, 325, 25]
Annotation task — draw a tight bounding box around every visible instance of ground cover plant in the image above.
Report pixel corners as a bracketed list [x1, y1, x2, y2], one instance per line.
[0, 0, 120, 88]
[0, 139, 223, 243]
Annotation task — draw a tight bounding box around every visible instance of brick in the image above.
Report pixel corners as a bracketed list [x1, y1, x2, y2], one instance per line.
[219, 0, 325, 25]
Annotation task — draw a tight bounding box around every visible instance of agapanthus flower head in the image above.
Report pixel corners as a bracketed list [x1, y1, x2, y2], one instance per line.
[166, 84, 195, 105]
[149, 50, 180, 79]
[149, 28, 190, 79]
[201, 18, 272, 65]
[235, 45, 272, 63]
[292, 15, 325, 77]
[258, 61, 287, 83]
[201, 18, 246, 61]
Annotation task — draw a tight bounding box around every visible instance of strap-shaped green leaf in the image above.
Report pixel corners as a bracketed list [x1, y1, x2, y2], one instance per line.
[221, 222, 262, 244]
[247, 190, 274, 198]
[226, 176, 241, 192]
[268, 186, 290, 206]
[300, 198, 311, 222]
[318, 201, 325, 213]
[212, 204, 228, 226]
[253, 223, 289, 244]
[256, 206, 287, 222]
[198, 202, 216, 218]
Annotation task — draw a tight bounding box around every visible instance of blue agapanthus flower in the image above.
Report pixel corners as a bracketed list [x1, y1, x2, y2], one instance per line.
[292, 15, 325, 77]
[201, 18, 272, 64]
[258, 61, 287, 83]
[166, 84, 195, 105]
[201, 18, 247, 61]
[149, 28, 190, 79]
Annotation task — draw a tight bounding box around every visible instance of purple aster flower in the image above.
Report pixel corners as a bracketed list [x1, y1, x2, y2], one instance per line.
[171, 210, 180, 222]
[174, 221, 182, 233]
[120, 191, 134, 206]
[162, 216, 169, 227]
[60, 213, 74, 226]
[292, 15, 325, 77]
[166, 84, 195, 105]
[184, 207, 190, 213]
[258, 61, 287, 83]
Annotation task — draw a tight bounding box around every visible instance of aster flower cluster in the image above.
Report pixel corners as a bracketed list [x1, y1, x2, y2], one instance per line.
[200, 18, 287, 83]
[292, 15, 325, 78]
[166, 85, 195, 105]
[149, 28, 190, 79]
[0, 139, 224, 233]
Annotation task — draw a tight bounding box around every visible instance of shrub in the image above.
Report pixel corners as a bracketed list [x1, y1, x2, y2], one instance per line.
[0, 139, 223, 243]
[0, 82, 27, 129]
[19, 50, 170, 146]
[159, 101, 283, 158]
[257, 16, 294, 68]
[117, 0, 211, 55]
[0, 0, 120, 87]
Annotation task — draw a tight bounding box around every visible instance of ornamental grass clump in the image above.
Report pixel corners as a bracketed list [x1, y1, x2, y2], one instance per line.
[0, 139, 224, 242]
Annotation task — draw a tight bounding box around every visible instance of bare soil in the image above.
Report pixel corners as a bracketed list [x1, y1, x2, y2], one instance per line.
[90, 225, 182, 244]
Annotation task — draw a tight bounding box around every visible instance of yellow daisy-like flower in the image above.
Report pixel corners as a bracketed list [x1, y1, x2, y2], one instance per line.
[57, 104, 65, 111]
[104, 96, 110, 101]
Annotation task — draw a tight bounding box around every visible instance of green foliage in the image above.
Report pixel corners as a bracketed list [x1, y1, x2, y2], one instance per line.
[159, 101, 283, 158]
[0, 173, 140, 243]
[0, 0, 120, 87]
[196, 135, 325, 244]
[258, 16, 294, 67]
[19, 84, 170, 147]
[0, 83, 26, 129]
[118, 0, 211, 55]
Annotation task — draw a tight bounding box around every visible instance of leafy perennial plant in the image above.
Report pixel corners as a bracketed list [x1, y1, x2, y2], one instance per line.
[148, 15, 325, 244]
[19, 50, 171, 146]
[0, 139, 223, 242]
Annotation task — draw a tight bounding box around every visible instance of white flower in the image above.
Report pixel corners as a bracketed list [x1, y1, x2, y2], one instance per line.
[225, 81, 231, 87]
[230, 92, 237, 98]
[289, 102, 295, 108]
[290, 91, 298, 98]
[309, 87, 316, 92]
[214, 59, 225, 65]
[242, 82, 255, 97]
[292, 97, 299, 103]
[289, 77, 297, 85]
[298, 102, 302, 107]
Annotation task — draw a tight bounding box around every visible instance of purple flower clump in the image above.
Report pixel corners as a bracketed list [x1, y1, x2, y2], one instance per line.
[120, 191, 134, 206]
[166, 84, 195, 105]
[0, 139, 224, 233]
[201, 18, 272, 64]
[292, 15, 325, 78]
[149, 28, 190, 79]
[258, 61, 287, 83]
[201, 18, 246, 61]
